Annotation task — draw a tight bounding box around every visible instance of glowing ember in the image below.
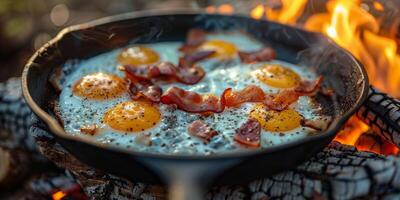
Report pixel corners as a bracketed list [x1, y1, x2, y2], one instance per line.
[335, 116, 369, 145]
[355, 132, 399, 155]
[52, 191, 66, 200]
[373, 2, 384, 11]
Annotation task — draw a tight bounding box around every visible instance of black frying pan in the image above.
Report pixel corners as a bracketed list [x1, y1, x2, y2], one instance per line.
[22, 10, 375, 200]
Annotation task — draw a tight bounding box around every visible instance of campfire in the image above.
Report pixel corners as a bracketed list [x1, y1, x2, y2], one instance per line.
[1, 1, 400, 200]
[207, 0, 400, 156]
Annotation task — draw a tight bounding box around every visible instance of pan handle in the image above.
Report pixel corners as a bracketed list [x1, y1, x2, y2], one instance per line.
[357, 86, 400, 147]
[166, 164, 206, 200]
[139, 159, 239, 200]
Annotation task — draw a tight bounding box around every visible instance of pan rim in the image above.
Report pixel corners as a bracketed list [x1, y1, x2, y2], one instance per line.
[21, 9, 369, 161]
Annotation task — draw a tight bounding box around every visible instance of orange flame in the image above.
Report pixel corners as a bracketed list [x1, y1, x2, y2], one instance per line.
[250, 4, 265, 20]
[334, 116, 369, 145]
[248, 0, 400, 152]
[249, 0, 400, 97]
[265, 0, 308, 25]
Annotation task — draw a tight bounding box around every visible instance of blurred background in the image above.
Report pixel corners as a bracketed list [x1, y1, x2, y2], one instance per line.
[0, 0, 221, 81]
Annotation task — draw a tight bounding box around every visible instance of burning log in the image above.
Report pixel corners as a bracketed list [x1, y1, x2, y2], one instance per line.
[33, 131, 158, 200]
[1, 173, 86, 200]
[355, 130, 399, 155]
[357, 86, 400, 149]
[28, 174, 86, 200]
[32, 121, 400, 200]
[248, 142, 400, 200]
[355, 131, 382, 154]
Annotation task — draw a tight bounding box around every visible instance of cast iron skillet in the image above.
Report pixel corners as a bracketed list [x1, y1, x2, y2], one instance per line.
[22, 10, 369, 200]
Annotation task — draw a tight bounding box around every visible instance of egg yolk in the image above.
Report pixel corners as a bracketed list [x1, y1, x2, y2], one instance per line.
[250, 104, 301, 132]
[118, 46, 160, 66]
[199, 40, 238, 59]
[254, 64, 301, 88]
[103, 101, 160, 132]
[73, 73, 127, 100]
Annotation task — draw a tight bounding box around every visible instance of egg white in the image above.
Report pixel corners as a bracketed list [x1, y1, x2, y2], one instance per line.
[58, 32, 325, 155]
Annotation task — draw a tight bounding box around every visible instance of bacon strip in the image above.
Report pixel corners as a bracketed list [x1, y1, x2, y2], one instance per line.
[128, 79, 162, 102]
[222, 76, 323, 111]
[238, 47, 277, 63]
[187, 120, 218, 143]
[301, 116, 332, 131]
[160, 76, 322, 113]
[80, 124, 97, 135]
[295, 76, 324, 94]
[179, 50, 215, 68]
[234, 119, 261, 147]
[222, 85, 265, 107]
[179, 29, 206, 52]
[263, 90, 300, 111]
[124, 62, 205, 85]
[264, 76, 324, 111]
[161, 87, 224, 113]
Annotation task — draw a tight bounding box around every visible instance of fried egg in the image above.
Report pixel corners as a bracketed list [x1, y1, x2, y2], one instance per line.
[57, 32, 327, 155]
[103, 101, 161, 132]
[72, 73, 127, 100]
[195, 32, 264, 70]
[118, 46, 160, 66]
[254, 64, 301, 88]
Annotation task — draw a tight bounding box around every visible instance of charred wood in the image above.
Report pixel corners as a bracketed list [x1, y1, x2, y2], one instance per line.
[33, 124, 400, 200]
[249, 142, 400, 200]
[1, 173, 85, 200]
[357, 86, 400, 149]
[3, 78, 400, 199]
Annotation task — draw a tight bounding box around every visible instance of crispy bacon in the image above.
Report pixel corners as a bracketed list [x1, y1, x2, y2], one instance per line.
[124, 62, 205, 85]
[179, 50, 215, 68]
[263, 90, 300, 111]
[222, 76, 323, 111]
[128, 79, 162, 102]
[222, 85, 265, 107]
[295, 76, 324, 94]
[179, 29, 206, 52]
[160, 87, 224, 113]
[187, 120, 218, 142]
[301, 116, 333, 131]
[160, 76, 323, 113]
[238, 47, 277, 63]
[234, 119, 261, 147]
[80, 124, 97, 135]
[264, 76, 324, 111]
